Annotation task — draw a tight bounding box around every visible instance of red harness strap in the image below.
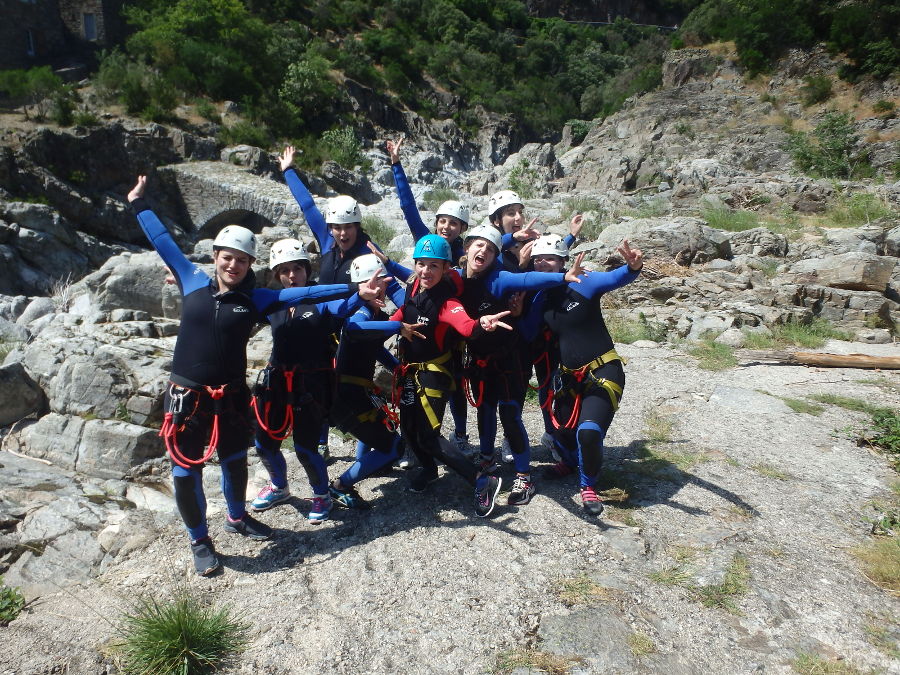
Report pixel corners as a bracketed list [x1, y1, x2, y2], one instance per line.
[544, 367, 587, 431]
[462, 357, 489, 407]
[251, 368, 295, 441]
[160, 383, 229, 469]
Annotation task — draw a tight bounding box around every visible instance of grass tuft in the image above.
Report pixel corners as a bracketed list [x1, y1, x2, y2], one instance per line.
[688, 339, 737, 371]
[114, 594, 250, 675]
[782, 397, 825, 416]
[752, 462, 791, 480]
[791, 652, 869, 675]
[420, 187, 458, 212]
[554, 575, 611, 606]
[648, 566, 692, 586]
[701, 205, 760, 232]
[743, 318, 852, 350]
[608, 312, 668, 344]
[691, 553, 750, 613]
[853, 538, 900, 593]
[627, 631, 657, 657]
[493, 648, 584, 675]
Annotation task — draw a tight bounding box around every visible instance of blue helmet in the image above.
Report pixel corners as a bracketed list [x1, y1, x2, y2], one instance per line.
[412, 234, 452, 262]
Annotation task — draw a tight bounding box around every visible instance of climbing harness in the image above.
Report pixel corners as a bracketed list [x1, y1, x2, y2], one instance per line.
[339, 374, 399, 431]
[159, 381, 233, 469]
[544, 349, 625, 430]
[392, 351, 454, 430]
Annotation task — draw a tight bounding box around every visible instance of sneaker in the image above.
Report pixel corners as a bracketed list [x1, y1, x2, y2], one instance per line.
[330, 483, 369, 509]
[580, 486, 604, 516]
[508, 474, 536, 506]
[250, 483, 291, 512]
[501, 438, 514, 464]
[317, 443, 330, 460]
[453, 431, 478, 459]
[541, 461, 575, 480]
[223, 513, 272, 540]
[190, 537, 221, 577]
[474, 476, 502, 518]
[408, 468, 439, 493]
[308, 494, 332, 523]
[397, 454, 412, 470]
[540, 431, 561, 462]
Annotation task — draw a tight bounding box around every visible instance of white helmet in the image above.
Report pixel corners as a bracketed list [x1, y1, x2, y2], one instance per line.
[530, 234, 569, 259]
[213, 225, 257, 259]
[269, 238, 310, 270]
[325, 195, 362, 225]
[464, 224, 502, 254]
[488, 190, 523, 217]
[435, 200, 470, 226]
[350, 253, 387, 282]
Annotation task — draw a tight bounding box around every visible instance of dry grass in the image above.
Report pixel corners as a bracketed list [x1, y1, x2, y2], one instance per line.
[791, 653, 869, 675]
[627, 631, 657, 657]
[494, 649, 585, 675]
[854, 538, 900, 593]
[752, 462, 792, 481]
[554, 575, 612, 606]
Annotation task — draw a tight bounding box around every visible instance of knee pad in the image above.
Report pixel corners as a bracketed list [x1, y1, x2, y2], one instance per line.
[576, 421, 605, 451]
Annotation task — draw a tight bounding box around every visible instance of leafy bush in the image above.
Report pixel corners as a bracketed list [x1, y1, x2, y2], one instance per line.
[195, 99, 220, 123]
[218, 120, 272, 149]
[0, 66, 65, 120]
[0, 578, 25, 626]
[800, 75, 832, 107]
[115, 594, 249, 674]
[787, 112, 871, 179]
[507, 159, 540, 200]
[873, 99, 896, 116]
[49, 90, 75, 126]
[321, 127, 366, 170]
[73, 108, 101, 127]
[701, 205, 758, 231]
[421, 188, 458, 212]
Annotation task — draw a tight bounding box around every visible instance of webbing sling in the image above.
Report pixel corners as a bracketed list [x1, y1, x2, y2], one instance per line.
[159, 382, 230, 469]
[394, 351, 454, 430]
[339, 375, 400, 429]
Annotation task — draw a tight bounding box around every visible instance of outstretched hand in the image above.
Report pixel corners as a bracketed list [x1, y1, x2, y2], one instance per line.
[127, 175, 147, 203]
[564, 252, 586, 283]
[618, 239, 644, 271]
[513, 218, 541, 243]
[279, 146, 296, 172]
[386, 137, 404, 164]
[401, 322, 425, 340]
[479, 310, 513, 332]
[358, 270, 392, 306]
[517, 240, 534, 269]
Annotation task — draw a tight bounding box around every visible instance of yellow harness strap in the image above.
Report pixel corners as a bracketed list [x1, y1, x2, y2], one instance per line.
[403, 351, 454, 430]
[339, 375, 375, 390]
[560, 349, 625, 411]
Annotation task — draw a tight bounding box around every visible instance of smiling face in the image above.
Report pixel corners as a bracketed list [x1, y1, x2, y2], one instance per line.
[414, 258, 449, 289]
[465, 237, 497, 276]
[330, 222, 359, 252]
[435, 215, 465, 242]
[275, 260, 308, 288]
[214, 247, 252, 291]
[497, 203, 524, 234]
[532, 254, 564, 273]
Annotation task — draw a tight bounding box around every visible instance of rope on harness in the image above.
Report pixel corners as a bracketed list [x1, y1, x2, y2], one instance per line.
[160, 383, 228, 469]
[462, 357, 489, 407]
[341, 375, 400, 432]
[545, 350, 624, 430]
[251, 368, 294, 441]
[529, 349, 552, 391]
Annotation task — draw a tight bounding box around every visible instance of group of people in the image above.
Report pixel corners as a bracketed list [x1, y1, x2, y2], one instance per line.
[127, 139, 642, 577]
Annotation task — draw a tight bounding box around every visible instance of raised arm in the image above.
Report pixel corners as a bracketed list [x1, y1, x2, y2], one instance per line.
[127, 176, 198, 294]
[387, 138, 429, 240]
[281, 146, 331, 254]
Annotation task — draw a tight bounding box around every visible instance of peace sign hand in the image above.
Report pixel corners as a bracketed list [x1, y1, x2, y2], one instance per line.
[386, 137, 404, 164]
[617, 239, 643, 271]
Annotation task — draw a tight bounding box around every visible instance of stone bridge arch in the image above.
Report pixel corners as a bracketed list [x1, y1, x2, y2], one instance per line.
[157, 160, 318, 244]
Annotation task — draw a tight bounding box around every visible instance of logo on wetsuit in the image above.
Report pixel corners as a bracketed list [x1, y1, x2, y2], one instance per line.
[232, 306, 249, 313]
[565, 301, 580, 311]
[418, 316, 430, 325]
[478, 302, 491, 312]
[301, 311, 314, 319]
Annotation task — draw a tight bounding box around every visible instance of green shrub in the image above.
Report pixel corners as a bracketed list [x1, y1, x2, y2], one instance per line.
[0, 578, 26, 626]
[787, 112, 871, 179]
[507, 159, 540, 200]
[361, 214, 395, 250]
[0, 66, 65, 120]
[566, 119, 593, 144]
[701, 205, 759, 232]
[873, 99, 895, 116]
[49, 90, 75, 126]
[321, 127, 367, 170]
[421, 188, 458, 212]
[218, 120, 272, 149]
[73, 108, 101, 127]
[115, 594, 249, 675]
[688, 339, 738, 371]
[800, 75, 832, 107]
[195, 99, 220, 123]
[824, 192, 896, 227]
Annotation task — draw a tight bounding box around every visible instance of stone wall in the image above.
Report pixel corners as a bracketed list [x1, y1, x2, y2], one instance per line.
[0, 0, 68, 69]
[57, 0, 124, 46]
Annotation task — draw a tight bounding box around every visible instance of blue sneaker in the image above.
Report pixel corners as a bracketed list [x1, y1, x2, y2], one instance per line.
[308, 494, 332, 523]
[250, 483, 290, 511]
[329, 483, 369, 509]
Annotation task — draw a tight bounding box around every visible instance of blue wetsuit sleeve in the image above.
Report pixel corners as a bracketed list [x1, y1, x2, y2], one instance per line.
[493, 269, 565, 296]
[391, 162, 429, 240]
[253, 283, 356, 315]
[345, 318, 403, 337]
[519, 291, 546, 343]
[572, 265, 640, 299]
[132, 200, 205, 295]
[320, 293, 364, 320]
[377, 347, 400, 370]
[501, 233, 515, 251]
[564, 233, 575, 248]
[386, 278, 406, 307]
[284, 168, 332, 253]
[384, 259, 413, 281]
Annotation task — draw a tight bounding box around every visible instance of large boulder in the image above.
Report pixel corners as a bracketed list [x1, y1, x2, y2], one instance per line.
[321, 161, 379, 204]
[728, 228, 788, 257]
[783, 252, 896, 291]
[0, 362, 45, 426]
[71, 251, 169, 316]
[597, 217, 732, 264]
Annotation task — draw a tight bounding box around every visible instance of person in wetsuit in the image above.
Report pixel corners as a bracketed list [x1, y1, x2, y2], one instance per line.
[127, 176, 377, 576]
[531, 239, 643, 515]
[249, 239, 369, 523]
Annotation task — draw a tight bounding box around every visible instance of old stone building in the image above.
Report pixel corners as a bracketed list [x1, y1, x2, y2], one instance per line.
[0, 0, 124, 69]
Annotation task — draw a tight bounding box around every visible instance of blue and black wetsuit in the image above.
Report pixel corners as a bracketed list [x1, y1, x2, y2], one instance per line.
[331, 284, 406, 488]
[457, 263, 570, 474]
[254, 294, 363, 497]
[389, 160, 468, 439]
[132, 199, 356, 542]
[535, 264, 640, 488]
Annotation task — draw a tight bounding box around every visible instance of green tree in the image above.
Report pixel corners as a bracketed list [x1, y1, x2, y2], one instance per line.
[0, 66, 65, 120]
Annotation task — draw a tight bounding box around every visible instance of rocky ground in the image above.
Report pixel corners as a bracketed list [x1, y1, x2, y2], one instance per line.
[1, 339, 898, 675]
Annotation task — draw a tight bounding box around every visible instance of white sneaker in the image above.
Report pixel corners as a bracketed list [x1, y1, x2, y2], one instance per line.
[501, 438, 514, 463]
[540, 431, 561, 462]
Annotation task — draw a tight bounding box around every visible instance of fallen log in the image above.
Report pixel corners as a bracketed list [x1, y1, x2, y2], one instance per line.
[737, 350, 900, 369]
